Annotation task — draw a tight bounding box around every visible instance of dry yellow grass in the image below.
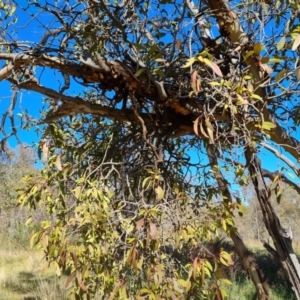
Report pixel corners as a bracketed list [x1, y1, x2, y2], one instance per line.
[0, 242, 67, 300]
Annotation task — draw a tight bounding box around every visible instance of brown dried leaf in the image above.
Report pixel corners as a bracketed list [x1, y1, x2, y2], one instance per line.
[176, 39, 182, 51]
[193, 115, 201, 136]
[260, 63, 273, 75]
[136, 218, 144, 231]
[146, 267, 151, 281]
[78, 280, 88, 292]
[215, 287, 223, 300]
[200, 118, 209, 139]
[196, 78, 201, 93]
[149, 221, 157, 240]
[169, 291, 178, 300]
[191, 70, 199, 94]
[65, 271, 76, 288]
[42, 263, 49, 273]
[42, 141, 49, 163]
[56, 154, 63, 171]
[295, 68, 300, 82]
[201, 261, 205, 283]
[193, 257, 198, 281]
[71, 250, 78, 268]
[132, 249, 137, 270]
[210, 61, 223, 77]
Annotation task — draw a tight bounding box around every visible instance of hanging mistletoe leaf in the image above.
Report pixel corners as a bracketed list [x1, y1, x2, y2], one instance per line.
[292, 34, 300, 51]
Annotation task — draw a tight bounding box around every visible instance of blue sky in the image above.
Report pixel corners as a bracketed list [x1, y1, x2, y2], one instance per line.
[0, 2, 299, 186]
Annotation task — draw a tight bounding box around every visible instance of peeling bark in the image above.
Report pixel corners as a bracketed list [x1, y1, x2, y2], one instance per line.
[0, 55, 295, 164]
[202, 0, 300, 299]
[203, 0, 300, 161]
[203, 0, 300, 296]
[245, 147, 300, 299]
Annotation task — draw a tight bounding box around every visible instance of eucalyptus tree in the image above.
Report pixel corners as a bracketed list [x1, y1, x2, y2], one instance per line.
[1, 0, 300, 298]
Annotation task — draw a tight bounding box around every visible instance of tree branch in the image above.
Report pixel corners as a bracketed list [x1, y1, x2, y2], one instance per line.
[261, 141, 300, 177]
[204, 0, 300, 165]
[11, 79, 193, 137]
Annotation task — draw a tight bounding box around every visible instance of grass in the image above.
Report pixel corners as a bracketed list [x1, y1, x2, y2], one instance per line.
[0, 231, 67, 300]
[220, 239, 297, 300]
[0, 229, 298, 299]
[226, 277, 296, 300]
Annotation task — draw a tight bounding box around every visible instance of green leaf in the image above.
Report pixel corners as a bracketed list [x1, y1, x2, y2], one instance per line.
[220, 278, 232, 285]
[261, 1, 268, 14]
[269, 58, 283, 63]
[209, 81, 220, 86]
[129, 42, 147, 50]
[292, 34, 300, 51]
[261, 57, 269, 63]
[178, 279, 186, 287]
[203, 57, 211, 66]
[243, 50, 254, 61]
[147, 44, 159, 57]
[251, 93, 263, 101]
[155, 185, 164, 200]
[221, 289, 228, 298]
[25, 217, 32, 226]
[135, 68, 146, 77]
[154, 68, 165, 78]
[262, 121, 276, 130]
[142, 177, 151, 190]
[275, 69, 287, 82]
[181, 57, 196, 68]
[277, 36, 286, 51]
[139, 288, 151, 295]
[253, 43, 263, 55]
[220, 257, 229, 266]
[72, 186, 81, 199]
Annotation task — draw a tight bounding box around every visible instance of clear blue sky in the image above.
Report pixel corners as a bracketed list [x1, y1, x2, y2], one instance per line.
[0, 3, 299, 185]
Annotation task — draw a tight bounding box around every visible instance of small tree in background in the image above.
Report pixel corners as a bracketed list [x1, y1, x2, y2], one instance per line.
[235, 181, 300, 244]
[0, 145, 36, 226]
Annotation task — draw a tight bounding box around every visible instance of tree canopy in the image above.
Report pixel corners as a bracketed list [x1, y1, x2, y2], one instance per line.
[1, 0, 300, 299]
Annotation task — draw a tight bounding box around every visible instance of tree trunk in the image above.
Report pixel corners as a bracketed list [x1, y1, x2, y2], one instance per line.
[201, 0, 300, 295]
[206, 144, 270, 300]
[245, 147, 300, 299]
